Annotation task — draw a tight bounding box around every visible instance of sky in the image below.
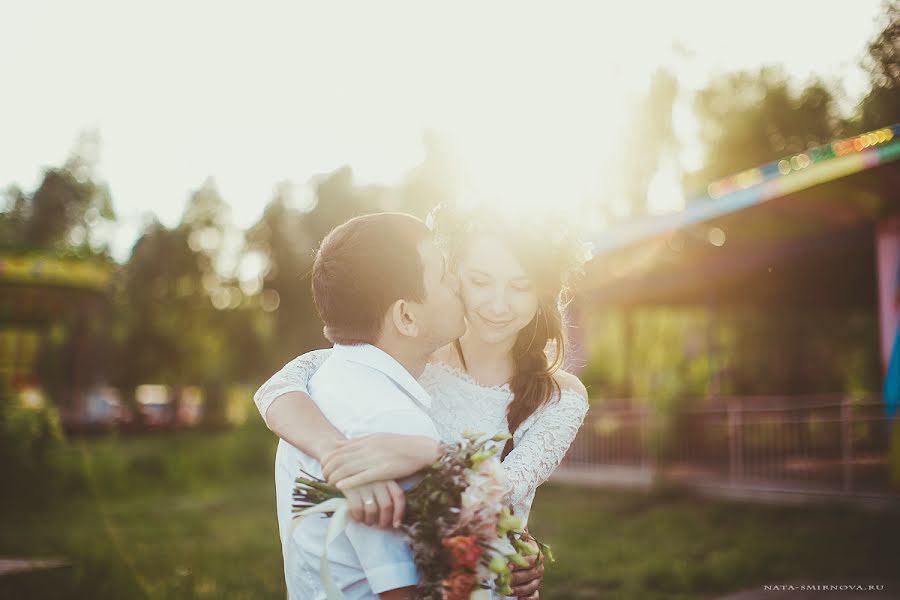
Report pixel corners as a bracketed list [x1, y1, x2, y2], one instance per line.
[0, 0, 888, 261]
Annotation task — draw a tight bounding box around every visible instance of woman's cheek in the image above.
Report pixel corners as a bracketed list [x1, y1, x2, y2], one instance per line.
[511, 292, 539, 322]
[459, 283, 484, 312]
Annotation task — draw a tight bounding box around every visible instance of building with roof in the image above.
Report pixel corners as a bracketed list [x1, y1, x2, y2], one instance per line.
[564, 124, 900, 499]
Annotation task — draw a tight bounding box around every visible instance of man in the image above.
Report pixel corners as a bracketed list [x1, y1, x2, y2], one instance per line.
[274, 213, 464, 599]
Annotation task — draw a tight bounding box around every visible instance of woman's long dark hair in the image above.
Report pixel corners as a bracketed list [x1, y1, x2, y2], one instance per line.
[507, 293, 567, 439]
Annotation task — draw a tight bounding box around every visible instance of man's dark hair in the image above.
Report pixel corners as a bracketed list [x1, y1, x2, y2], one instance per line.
[312, 212, 431, 345]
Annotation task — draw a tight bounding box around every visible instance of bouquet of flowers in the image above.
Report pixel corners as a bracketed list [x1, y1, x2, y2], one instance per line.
[293, 432, 552, 600]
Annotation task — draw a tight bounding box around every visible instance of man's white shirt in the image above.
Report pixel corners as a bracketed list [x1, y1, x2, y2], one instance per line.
[274, 343, 439, 600]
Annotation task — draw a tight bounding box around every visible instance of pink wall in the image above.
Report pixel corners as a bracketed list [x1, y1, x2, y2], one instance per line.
[876, 218, 900, 369]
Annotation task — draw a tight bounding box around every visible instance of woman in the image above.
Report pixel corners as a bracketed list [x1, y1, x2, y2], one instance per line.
[254, 204, 589, 598]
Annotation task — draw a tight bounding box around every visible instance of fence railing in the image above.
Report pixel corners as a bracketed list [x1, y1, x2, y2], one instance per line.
[562, 395, 896, 496]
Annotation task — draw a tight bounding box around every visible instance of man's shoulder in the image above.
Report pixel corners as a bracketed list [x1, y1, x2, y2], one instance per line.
[312, 351, 390, 387]
[310, 351, 438, 439]
[310, 353, 418, 409]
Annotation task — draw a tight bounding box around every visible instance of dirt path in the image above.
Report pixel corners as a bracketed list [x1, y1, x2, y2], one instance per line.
[0, 557, 71, 577]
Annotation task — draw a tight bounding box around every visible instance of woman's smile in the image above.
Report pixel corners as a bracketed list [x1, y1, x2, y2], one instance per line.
[478, 314, 514, 328]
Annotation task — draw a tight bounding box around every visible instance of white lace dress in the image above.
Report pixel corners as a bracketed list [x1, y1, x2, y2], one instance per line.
[254, 349, 588, 596]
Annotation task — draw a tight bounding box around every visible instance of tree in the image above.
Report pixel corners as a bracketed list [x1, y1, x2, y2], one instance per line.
[688, 67, 842, 193]
[619, 69, 680, 217]
[110, 180, 246, 425]
[244, 165, 397, 368]
[392, 132, 462, 218]
[243, 187, 318, 369]
[304, 166, 387, 239]
[857, 1, 900, 130]
[0, 132, 116, 414]
[2, 130, 114, 255]
[0, 186, 28, 245]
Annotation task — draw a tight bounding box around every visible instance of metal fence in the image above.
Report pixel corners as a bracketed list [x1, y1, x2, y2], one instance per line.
[561, 395, 896, 497]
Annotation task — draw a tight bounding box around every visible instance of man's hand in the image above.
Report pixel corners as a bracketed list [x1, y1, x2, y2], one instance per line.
[509, 553, 543, 600]
[378, 586, 416, 600]
[321, 433, 440, 489]
[341, 480, 406, 529]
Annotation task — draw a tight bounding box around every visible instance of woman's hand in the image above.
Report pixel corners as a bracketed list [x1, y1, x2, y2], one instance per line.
[342, 480, 406, 528]
[321, 433, 441, 489]
[510, 554, 543, 599]
[510, 529, 543, 599]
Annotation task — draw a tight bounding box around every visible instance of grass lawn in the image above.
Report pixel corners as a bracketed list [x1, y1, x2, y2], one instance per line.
[529, 485, 900, 599]
[1, 426, 899, 599]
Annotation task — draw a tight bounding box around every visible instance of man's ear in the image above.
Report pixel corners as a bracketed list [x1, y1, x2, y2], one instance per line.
[389, 299, 419, 338]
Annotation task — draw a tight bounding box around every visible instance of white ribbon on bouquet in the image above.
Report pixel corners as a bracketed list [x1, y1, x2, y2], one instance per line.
[290, 497, 351, 600]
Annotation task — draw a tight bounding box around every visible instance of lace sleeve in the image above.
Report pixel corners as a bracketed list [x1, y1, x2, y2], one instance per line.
[252, 348, 332, 425]
[501, 388, 588, 508]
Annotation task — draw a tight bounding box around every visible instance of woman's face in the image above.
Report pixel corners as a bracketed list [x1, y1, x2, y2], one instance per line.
[456, 234, 540, 345]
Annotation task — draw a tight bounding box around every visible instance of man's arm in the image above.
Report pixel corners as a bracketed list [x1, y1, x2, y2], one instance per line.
[267, 392, 409, 527]
[266, 391, 344, 460]
[322, 433, 440, 489]
[254, 350, 438, 474]
[253, 350, 341, 460]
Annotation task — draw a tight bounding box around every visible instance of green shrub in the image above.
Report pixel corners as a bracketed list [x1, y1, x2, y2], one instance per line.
[0, 386, 67, 507]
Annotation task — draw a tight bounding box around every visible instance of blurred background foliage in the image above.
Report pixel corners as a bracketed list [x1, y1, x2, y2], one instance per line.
[0, 3, 896, 426]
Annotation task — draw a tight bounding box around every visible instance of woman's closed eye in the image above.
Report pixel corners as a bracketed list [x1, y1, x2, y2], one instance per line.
[469, 277, 532, 292]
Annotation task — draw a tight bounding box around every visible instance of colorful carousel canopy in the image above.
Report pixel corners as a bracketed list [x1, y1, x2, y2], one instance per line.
[0, 254, 113, 323]
[584, 124, 900, 308]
